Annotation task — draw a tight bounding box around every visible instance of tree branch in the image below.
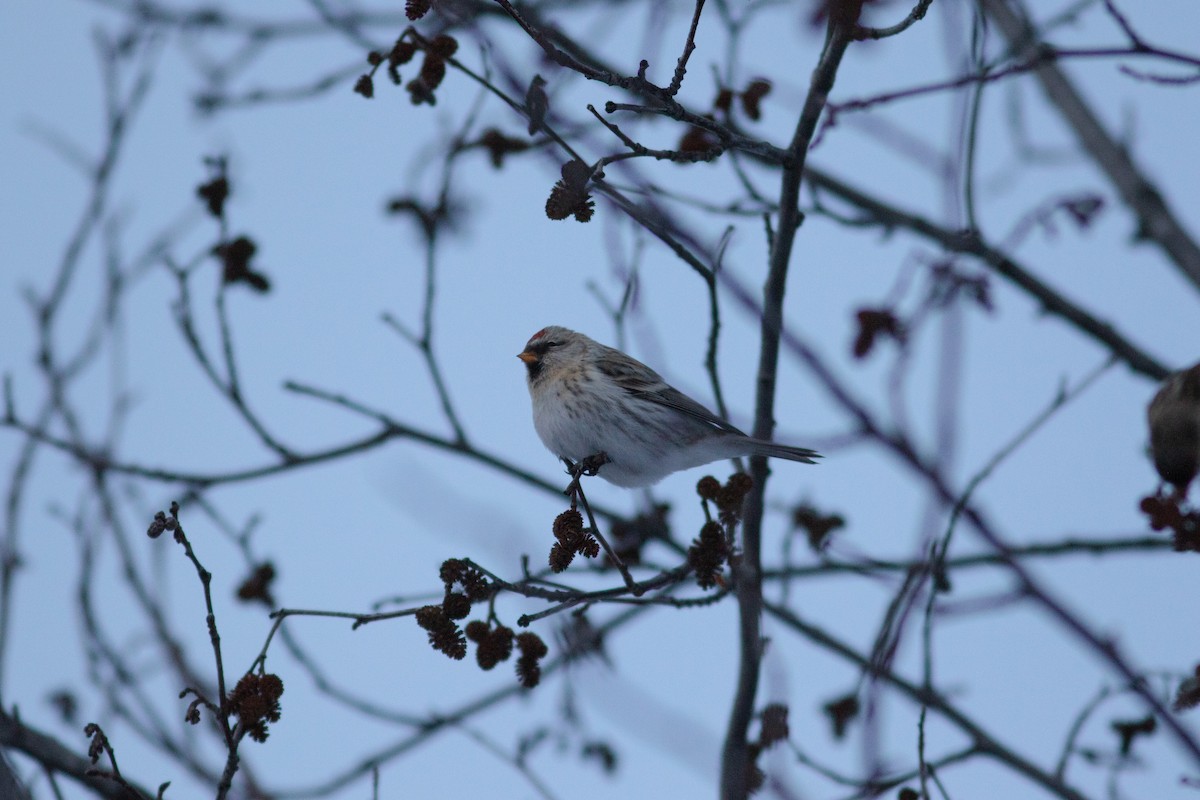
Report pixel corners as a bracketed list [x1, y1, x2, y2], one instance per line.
[722, 7, 860, 798]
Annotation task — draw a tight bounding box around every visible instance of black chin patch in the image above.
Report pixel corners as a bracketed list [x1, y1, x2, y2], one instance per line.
[525, 359, 543, 382]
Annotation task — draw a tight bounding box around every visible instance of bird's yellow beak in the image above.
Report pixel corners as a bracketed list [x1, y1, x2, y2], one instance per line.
[517, 351, 537, 364]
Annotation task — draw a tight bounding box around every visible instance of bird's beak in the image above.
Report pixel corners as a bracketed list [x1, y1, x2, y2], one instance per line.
[517, 351, 537, 364]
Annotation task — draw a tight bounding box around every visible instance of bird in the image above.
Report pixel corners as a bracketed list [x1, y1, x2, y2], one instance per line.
[525, 74, 548, 136]
[517, 326, 820, 487]
[1147, 361, 1200, 496]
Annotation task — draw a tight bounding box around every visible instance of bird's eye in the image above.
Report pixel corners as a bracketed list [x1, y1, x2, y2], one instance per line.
[544, 341, 560, 349]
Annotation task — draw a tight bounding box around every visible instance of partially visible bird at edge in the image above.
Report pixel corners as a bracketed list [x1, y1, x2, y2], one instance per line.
[1148, 361, 1200, 496]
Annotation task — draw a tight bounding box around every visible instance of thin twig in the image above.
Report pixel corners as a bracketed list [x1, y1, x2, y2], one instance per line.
[454, 725, 562, 800]
[667, 0, 707, 96]
[853, 0, 933, 41]
[762, 534, 1169, 581]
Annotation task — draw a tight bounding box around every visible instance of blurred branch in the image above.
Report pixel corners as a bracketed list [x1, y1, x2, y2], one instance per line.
[918, 356, 1114, 790]
[1, 29, 168, 709]
[265, 604, 651, 798]
[454, 725, 561, 800]
[763, 534, 1169, 581]
[824, 42, 1200, 122]
[981, 0, 1200, 291]
[804, 743, 977, 799]
[764, 602, 1093, 800]
[378, 96, 492, 448]
[282, 380, 621, 517]
[167, 260, 296, 459]
[0, 749, 29, 800]
[804, 165, 1171, 381]
[1, 383, 596, 515]
[0, 707, 152, 799]
[721, 269, 1200, 765]
[195, 63, 363, 112]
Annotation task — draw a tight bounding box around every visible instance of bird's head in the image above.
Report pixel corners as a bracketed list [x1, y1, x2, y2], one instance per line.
[517, 326, 588, 385]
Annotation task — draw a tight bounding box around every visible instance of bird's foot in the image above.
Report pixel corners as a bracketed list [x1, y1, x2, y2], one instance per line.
[577, 452, 610, 478]
[562, 452, 610, 490]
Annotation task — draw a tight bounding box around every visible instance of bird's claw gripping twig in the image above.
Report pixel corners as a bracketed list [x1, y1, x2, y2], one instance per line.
[575, 452, 611, 478]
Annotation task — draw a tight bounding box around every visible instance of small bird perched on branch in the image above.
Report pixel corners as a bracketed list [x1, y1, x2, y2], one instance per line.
[1147, 361, 1200, 496]
[518, 326, 820, 487]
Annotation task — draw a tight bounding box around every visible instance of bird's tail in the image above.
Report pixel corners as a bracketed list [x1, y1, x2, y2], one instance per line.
[746, 439, 821, 465]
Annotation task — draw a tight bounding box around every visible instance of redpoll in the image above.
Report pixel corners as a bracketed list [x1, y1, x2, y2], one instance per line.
[1147, 361, 1200, 495]
[517, 326, 820, 487]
